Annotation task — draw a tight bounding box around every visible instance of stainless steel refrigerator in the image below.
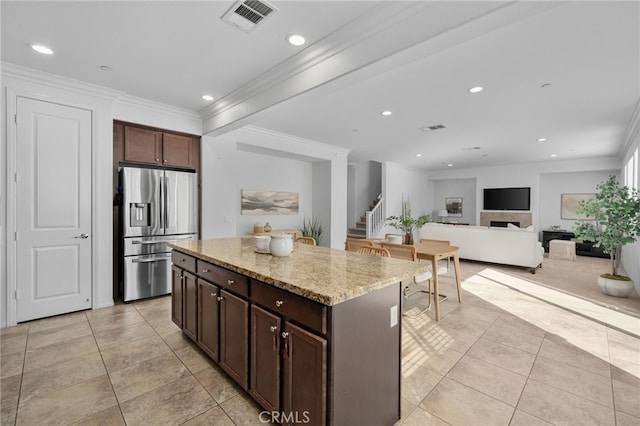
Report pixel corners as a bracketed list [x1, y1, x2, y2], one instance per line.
[120, 166, 198, 302]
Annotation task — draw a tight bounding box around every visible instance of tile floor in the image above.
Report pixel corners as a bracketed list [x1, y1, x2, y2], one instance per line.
[1, 262, 639, 426]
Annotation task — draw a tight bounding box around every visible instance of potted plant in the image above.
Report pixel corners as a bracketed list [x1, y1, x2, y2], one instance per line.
[574, 175, 640, 297]
[385, 213, 431, 245]
[301, 217, 323, 245]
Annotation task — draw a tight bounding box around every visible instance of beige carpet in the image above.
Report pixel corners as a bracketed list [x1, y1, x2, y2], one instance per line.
[458, 254, 640, 317]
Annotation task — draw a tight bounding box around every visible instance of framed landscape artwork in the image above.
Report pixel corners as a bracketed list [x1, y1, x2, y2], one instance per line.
[561, 193, 595, 220]
[445, 197, 463, 217]
[241, 190, 299, 215]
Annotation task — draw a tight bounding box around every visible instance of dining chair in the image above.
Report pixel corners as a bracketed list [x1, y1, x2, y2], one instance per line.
[419, 238, 452, 270]
[356, 246, 390, 257]
[380, 242, 435, 317]
[345, 238, 373, 252]
[295, 236, 317, 246]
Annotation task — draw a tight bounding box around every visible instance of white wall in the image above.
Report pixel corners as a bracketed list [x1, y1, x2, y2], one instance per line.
[432, 178, 477, 224]
[620, 105, 640, 292]
[200, 126, 349, 249]
[1, 64, 201, 327]
[539, 170, 617, 232]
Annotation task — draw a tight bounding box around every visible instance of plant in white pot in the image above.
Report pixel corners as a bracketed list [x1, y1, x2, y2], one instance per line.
[574, 175, 640, 297]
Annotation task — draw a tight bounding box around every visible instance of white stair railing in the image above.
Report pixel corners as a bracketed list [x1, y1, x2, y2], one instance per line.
[366, 197, 385, 238]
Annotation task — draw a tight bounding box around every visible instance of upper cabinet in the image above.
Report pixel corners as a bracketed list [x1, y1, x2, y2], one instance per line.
[120, 122, 199, 169]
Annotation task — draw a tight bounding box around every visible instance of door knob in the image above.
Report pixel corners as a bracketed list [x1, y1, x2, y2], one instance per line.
[74, 233, 89, 239]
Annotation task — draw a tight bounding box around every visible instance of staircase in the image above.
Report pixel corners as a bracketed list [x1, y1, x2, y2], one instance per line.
[347, 196, 385, 239]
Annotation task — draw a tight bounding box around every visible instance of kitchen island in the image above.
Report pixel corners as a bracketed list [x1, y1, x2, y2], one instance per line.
[169, 238, 427, 426]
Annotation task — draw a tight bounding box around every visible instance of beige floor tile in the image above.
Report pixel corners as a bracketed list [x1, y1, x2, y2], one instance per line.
[612, 375, 640, 418]
[159, 328, 193, 351]
[26, 321, 93, 350]
[481, 313, 545, 354]
[615, 410, 640, 426]
[1, 351, 24, 379]
[398, 406, 450, 426]
[0, 324, 29, 340]
[402, 362, 443, 405]
[109, 352, 191, 403]
[518, 379, 615, 426]
[174, 341, 217, 374]
[446, 355, 527, 406]
[403, 345, 464, 376]
[145, 312, 180, 335]
[1, 375, 21, 426]
[537, 334, 612, 378]
[529, 355, 614, 407]
[194, 365, 242, 404]
[467, 337, 536, 376]
[399, 397, 418, 423]
[20, 352, 106, 403]
[27, 311, 88, 334]
[16, 375, 117, 425]
[120, 375, 215, 426]
[23, 334, 98, 372]
[68, 405, 125, 426]
[509, 409, 554, 426]
[607, 328, 640, 374]
[86, 308, 146, 333]
[93, 320, 157, 350]
[404, 320, 480, 355]
[84, 303, 134, 321]
[100, 334, 171, 373]
[218, 392, 265, 426]
[0, 334, 27, 356]
[435, 304, 500, 337]
[420, 377, 514, 426]
[182, 406, 235, 426]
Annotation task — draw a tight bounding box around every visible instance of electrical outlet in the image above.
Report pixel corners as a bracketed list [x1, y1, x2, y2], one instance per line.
[390, 305, 398, 328]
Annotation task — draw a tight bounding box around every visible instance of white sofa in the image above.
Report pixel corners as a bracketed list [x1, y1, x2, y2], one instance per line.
[419, 223, 544, 272]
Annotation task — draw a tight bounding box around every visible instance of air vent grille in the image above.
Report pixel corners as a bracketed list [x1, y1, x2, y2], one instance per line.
[222, 0, 277, 32]
[420, 124, 446, 131]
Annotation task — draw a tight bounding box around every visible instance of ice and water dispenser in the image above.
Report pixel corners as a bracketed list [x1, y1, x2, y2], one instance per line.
[129, 203, 150, 227]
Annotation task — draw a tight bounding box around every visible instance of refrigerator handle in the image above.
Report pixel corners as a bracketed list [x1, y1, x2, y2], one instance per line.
[164, 176, 169, 229]
[159, 175, 164, 230]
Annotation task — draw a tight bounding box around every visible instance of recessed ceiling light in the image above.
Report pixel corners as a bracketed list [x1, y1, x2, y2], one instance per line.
[201, 95, 214, 101]
[447, 163, 453, 167]
[541, 83, 552, 88]
[381, 110, 392, 116]
[287, 34, 306, 46]
[416, 154, 422, 157]
[468, 86, 483, 93]
[31, 44, 53, 55]
[550, 154, 557, 158]
[537, 138, 547, 142]
[99, 65, 112, 71]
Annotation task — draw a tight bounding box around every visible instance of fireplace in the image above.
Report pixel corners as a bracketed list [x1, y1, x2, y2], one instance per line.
[491, 221, 520, 228]
[480, 212, 532, 227]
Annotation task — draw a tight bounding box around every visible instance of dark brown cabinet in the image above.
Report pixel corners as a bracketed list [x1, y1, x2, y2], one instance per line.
[219, 290, 249, 389]
[250, 305, 281, 412]
[171, 265, 183, 328]
[122, 124, 197, 168]
[182, 271, 198, 341]
[197, 279, 220, 361]
[282, 322, 326, 426]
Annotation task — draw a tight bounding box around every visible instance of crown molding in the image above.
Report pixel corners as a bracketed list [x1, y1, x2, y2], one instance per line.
[620, 98, 640, 158]
[241, 125, 351, 158]
[114, 94, 201, 123]
[1, 62, 123, 100]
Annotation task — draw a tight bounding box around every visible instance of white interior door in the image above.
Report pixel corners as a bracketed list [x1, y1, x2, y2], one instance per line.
[15, 97, 92, 322]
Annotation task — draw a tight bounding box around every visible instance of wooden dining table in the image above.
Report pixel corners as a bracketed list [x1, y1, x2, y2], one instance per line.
[369, 239, 462, 320]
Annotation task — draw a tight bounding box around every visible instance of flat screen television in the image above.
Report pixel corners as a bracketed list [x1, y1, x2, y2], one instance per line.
[483, 187, 531, 211]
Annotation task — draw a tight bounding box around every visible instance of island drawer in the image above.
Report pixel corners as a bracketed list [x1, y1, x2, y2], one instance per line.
[171, 252, 196, 274]
[251, 280, 327, 335]
[197, 260, 249, 298]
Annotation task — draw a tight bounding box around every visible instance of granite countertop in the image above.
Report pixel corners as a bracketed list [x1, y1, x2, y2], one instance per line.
[169, 237, 428, 306]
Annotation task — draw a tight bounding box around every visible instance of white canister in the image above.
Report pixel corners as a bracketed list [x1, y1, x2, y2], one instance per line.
[388, 235, 403, 244]
[255, 235, 271, 252]
[269, 234, 293, 257]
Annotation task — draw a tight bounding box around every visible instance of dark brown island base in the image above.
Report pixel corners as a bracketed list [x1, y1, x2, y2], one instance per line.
[169, 238, 428, 426]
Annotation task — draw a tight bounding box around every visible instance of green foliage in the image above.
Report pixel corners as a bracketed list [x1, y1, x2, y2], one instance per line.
[386, 214, 432, 233]
[301, 217, 323, 244]
[574, 175, 640, 277]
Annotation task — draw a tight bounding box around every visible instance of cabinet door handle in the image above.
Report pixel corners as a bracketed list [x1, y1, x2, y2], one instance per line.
[155, 158, 160, 162]
[227, 279, 234, 285]
[275, 300, 284, 307]
[202, 269, 209, 273]
[281, 331, 289, 338]
[210, 292, 216, 297]
[269, 325, 278, 333]
[281, 331, 289, 358]
[216, 296, 223, 302]
[163, 159, 167, 163]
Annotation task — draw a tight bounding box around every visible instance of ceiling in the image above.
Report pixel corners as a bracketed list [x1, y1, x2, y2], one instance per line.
[2, 1, 639, 171]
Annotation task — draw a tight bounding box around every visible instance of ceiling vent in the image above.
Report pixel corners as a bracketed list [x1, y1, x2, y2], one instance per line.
[420, 124, 446, 131]
[221, 0, 277, 32]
